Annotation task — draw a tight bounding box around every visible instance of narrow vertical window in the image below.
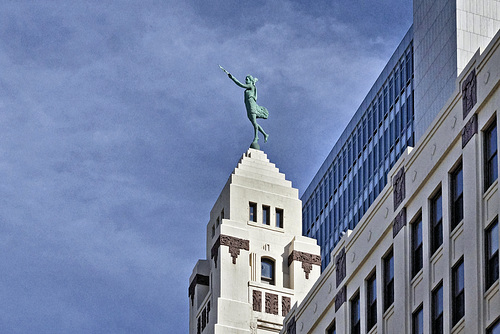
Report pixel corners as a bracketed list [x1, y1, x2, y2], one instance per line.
[276, 208, 283, 228]
[249, 202, 257, 222]
[367, 273, 377, 331]
[431, 190, 443, 255]
[412, 215, 423, 278]
[262, 205, 270, 225]
[261, 258, 274, 285]
[452, 259, 465, 326]
[383, 250, 394, 311]
[432, 283, 444, 334]
[486, 219, 499, 290]
[350, 294, 360, 334]
[412, 305, 423, 334]
[451, 162, 464, 230]
[484, 119, 498, 190]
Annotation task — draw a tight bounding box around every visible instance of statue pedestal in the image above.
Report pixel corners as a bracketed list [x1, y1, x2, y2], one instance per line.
[250, 142, 260, 150]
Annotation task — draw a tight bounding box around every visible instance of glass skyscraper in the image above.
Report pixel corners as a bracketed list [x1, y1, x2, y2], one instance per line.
[301, 28, 414, 270]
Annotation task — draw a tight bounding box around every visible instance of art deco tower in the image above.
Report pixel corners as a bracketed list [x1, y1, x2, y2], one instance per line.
[189, 149, 320, 333]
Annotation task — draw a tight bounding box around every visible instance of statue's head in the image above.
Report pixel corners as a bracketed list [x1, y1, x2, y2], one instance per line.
[246, 75, 258, 84]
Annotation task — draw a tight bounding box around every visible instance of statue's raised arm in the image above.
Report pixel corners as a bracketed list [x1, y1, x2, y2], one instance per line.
[219, 65, 269, 150]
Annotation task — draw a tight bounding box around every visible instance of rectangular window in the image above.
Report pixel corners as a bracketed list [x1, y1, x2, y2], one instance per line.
[350, 294, 360, 334]
[451, 162, 464, 230]
[484, 119, 498, 190]
[432, 283, 444, 334]
[262, 205, 270, 225]
[276, 208, 283, 228]
[412, 215, 423, 278]
[431, 190, 443, 255]
[366, 272, 377, 331]
[249, 202, 257, 222]
[383, 250, 394, 311]
[452, 259, 465, 326]
[486, 219, 499, 290]
[412, 305, 423, 334]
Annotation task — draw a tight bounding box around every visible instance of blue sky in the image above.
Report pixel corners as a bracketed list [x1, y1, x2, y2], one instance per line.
[0, 1, 411, 332]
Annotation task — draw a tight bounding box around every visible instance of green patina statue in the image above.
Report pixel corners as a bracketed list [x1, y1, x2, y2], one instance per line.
[220, 65, 269, 149]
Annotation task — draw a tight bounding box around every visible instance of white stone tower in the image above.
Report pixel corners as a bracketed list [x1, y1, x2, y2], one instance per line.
[189, 149, 321, 334]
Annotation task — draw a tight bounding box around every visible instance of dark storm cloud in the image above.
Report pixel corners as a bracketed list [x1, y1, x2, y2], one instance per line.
[0, 0, 411, 332]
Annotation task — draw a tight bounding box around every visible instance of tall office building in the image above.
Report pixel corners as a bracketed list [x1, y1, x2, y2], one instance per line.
[302, 0, 500, 269]
[302, 29, 414, 270]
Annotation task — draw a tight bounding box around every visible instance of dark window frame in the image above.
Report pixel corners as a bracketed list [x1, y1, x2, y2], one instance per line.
[411, 214, 423, 278]
[432, 282, 444, 334]
[412, 305, 423, 334]
[487, 317, 500, 334]
[484, 118, 498, 191]
[350, 293, 360, 334]
[249, 202, 257, 222]
[327, 320, 336, 334]
[366, 271, 377, 331]
[486, 219, 499, 290]
[450, 161, 464, 231]
[452, 258, 465, 326]
[276, 208, 284, 228]
[262, 205, 270, 225]
[383, 249, 394, 311]
[430, 189, 443, 255]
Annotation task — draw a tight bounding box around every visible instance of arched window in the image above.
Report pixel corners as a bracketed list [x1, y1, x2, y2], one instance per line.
[261, 258, 275, 285]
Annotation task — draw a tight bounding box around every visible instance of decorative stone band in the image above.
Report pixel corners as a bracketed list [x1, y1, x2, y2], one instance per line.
[282, 296, 291, 316]
[287, 250, 321, 279]
[393, 207, 407, 238]
[462, 68, 477, 119]
[335, 285, 347, 312]
[253, 290, 262, 312]
[335, 248, 346, 288]
[211, 234, 250, 266]
[188, 274, 209, 306]
[393, 167, 405, 211]
[462, 113, 478, 148]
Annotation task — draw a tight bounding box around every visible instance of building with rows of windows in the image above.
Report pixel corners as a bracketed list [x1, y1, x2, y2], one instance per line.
[282, 29, 500, 334]
[302, 0, 500, 270]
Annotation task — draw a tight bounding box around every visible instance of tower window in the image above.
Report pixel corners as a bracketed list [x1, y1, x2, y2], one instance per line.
[276, 208, 283, 228]
[262, 205, 270, 225]
[261, 258, 275, 285]
[412, 305, 423, 334]
[432, 283, 443, 334]
[350, 293, 360, 334]
[366, 272, 377, 331]
[249, 202, 257, 222]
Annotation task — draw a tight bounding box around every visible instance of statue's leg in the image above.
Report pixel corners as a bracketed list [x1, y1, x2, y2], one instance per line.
[257, 124, 269, 143]
[250, 114, 259, 143]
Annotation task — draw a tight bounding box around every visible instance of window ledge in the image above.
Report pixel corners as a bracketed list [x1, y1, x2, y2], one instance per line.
[248, 281, 294, 295]
[484, 179, 498, 199]
[450, 220, 464, 238]
[383, 303, 395, 318]
[451, 317, 465, 334]
[368, 324, 377, 334]
[247, 221, 284, 233]
[430, 245, 444, 264]
[485, 279, 499, 299]
[411, 270, 424, 286]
